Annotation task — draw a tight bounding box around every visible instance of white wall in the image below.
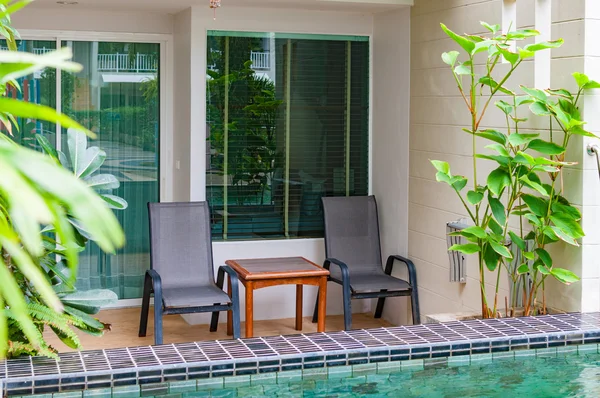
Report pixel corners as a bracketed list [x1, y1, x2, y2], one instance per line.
[371, 8, 412, 325]
[13, 7, 173, 34]
[171, 5, 382, 324]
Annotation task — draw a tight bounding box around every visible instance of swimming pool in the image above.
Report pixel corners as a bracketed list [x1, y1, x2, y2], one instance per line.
[129, 345, 600, 397]
[4, 313, 600, 397]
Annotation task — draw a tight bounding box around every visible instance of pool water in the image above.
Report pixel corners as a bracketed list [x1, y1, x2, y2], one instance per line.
[165, 349, 600, 398]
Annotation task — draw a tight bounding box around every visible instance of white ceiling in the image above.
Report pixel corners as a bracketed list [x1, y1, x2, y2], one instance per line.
[30, 0, 411, 14]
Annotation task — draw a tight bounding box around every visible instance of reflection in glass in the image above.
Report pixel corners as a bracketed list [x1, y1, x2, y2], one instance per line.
[62, 41, 160, 299]
[206, 32, 369, 240]
[1, 40, 56, 149]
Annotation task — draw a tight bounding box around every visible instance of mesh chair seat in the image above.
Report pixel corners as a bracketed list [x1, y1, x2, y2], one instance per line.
[329, 269, 411, 293]
[162, 285, 231, 308]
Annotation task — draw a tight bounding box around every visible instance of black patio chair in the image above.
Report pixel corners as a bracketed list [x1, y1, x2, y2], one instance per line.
[139, 201, 241, 345]
[312, 196, 420, 330]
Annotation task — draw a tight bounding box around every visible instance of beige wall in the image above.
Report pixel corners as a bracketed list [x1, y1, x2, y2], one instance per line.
[13, 7, 173, 34]
[409, 0, 591, 317]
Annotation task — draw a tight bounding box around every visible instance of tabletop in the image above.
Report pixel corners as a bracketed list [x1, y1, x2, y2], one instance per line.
[225, 256, 329, 280]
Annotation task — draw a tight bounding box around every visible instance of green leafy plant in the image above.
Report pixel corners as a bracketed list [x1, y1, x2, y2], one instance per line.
[0, 1, 125, 358]
[432, 22, 598, 318]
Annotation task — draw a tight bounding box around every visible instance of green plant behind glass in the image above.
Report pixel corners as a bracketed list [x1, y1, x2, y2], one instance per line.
[0, 0, 124, 358]
[207, 37, 282, 206]
[432, 22, 599, 318]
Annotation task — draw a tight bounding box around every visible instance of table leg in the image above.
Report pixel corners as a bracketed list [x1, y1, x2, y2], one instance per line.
[245, 281, 254, 338]
[317, 276, 327, 332]
[227, 274, 232, 336]
[295, 284, 303, 331]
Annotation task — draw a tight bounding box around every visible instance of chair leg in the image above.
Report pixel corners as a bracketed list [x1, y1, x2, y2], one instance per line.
[153, 284, 164, 345]
[374, 295, 386, 319]
[210, 267, 227, 332]
[138, 272, 152, 337]
[231, 299, 241, 339]
[342, 280, 352, 331]
[311, 291, 319, 323]
[410, 287, 421, 325]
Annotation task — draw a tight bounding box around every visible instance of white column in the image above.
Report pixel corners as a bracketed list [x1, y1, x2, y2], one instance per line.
[534, 0, 551, 89]
[502, 0, 517, 57]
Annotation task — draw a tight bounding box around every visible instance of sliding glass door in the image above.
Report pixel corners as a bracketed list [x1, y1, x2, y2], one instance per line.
[61, 41, 160, 299]
[3, 38, 161, 300]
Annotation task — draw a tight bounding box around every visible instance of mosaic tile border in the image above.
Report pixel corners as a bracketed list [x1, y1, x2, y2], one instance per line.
[2, 312, 600, 396]
[11, 343, 600, 398]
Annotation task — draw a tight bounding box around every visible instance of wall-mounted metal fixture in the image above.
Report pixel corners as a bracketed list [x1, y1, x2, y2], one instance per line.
[587, 144, 600, 180]
[447, 219, 470, 283]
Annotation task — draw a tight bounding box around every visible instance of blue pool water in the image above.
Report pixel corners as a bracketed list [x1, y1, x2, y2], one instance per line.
[164, 349, 600, 397]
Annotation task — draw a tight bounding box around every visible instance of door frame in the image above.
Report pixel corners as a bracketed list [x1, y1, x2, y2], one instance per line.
[19, 30, 173, 308]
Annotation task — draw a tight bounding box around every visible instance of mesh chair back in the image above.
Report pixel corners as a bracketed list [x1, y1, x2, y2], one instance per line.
[322, 196, 383, 273]
[148, 202, 215, 289]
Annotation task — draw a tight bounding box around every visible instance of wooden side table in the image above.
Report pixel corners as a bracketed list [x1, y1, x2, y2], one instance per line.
[224, 257, 329, 338]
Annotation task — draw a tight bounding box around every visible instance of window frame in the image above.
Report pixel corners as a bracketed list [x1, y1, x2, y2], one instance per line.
[204, 30, 373, 241]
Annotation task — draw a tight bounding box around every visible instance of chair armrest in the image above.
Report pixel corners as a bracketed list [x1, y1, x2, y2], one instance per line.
[146, 269, 162, 293]
[385, 255, 418, 288]
[217, 265, 240, 305]
[324, 257, 350, 280]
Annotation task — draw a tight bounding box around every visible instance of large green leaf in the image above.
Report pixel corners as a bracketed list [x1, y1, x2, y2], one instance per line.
[487, 168, 511, 196]
[481, 21, 500, 34]
[520, 175, 549, 196]
[550, 213, 585, 239]
[488, 196, 506, 226]
[476, 129, 507, 145]
[524, 39, 563, 52]
[483, 242, 501, 271]
[67, 129, 106, 178]
[85, 174, 120, 191]
[508, 133, 539, 146]
[497, 45, 519, 65]
[506, 29, 539, 39]
[0, 47, 82, 85]
[521, 86, 548, 102]
[508, 231, 526, 251]
[467, 190, 484, 205]
[535, 248, 552, 267]
[550, 268, 580, 285]
[61, 289, 118, 315]
[490, 241, 513, 259]
[551, 202, 581, 221]
[1, 143, 125, 252]
[101, 194, 128, 210]
[441, 51, 459, 67]
[460, 226, 487, 239]
[0, 97, 91, 135]
[431, 160, 450, 174]
[479, 76, 515, 95]
[551, 226, 578, 246]
[440, 23, 475, 54]
[522, 194, 548, 217]
[527, 139, 565, 155]
[573, 72, 589, 88]
[449, 243, 481, 254]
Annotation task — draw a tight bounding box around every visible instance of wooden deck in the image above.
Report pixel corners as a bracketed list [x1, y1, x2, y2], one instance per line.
[44, 308, 391, 352]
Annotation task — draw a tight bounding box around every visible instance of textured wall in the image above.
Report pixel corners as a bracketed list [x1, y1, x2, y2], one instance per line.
[409, 0, 589, 316]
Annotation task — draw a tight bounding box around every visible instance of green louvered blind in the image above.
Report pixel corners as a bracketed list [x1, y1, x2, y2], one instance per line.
[206, 31, 369, 240]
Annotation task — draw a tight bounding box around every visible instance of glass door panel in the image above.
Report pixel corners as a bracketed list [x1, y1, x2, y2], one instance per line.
[62, 41, 160, 299]
[1, 40, 57, 149]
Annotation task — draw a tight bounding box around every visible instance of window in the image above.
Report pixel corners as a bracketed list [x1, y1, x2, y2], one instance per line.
[206, 31, 370, 240]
